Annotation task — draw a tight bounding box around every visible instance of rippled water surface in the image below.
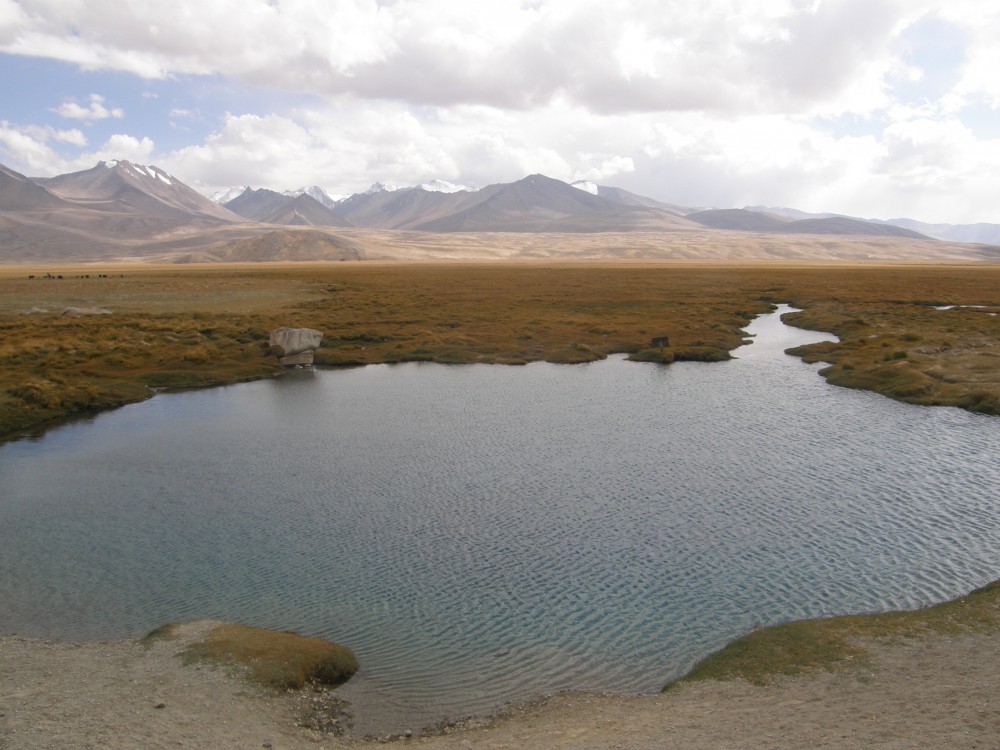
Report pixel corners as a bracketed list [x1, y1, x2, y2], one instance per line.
[2, 306, 999, 731]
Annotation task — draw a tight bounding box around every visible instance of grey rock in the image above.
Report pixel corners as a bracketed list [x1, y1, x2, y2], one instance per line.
[269, 327, 323, 367]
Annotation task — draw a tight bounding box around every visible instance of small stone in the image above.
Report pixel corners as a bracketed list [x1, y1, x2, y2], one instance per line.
[60, 306, 111, 316]
[154, 703, 166, 709]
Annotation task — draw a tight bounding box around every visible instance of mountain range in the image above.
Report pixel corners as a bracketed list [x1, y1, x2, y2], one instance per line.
[1, 159, 998, 263]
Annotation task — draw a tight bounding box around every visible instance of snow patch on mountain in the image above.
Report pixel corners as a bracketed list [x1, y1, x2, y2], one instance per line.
[365, 179, 476, 194]
[99, 159, 178, 185]
[283, 186, 343, 208]
[210, 186, 252, 204]
[418, 179, 477, 193]
[365, 181, 400, 194]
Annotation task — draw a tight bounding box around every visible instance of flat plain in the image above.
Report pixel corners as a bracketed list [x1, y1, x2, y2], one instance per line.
[1, 259, 998, 440]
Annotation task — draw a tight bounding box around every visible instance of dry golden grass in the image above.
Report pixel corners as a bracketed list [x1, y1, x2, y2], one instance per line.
[1, 262, 998, 440]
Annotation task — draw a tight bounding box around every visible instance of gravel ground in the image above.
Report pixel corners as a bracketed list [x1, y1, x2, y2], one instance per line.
[2, 627, 999, 749]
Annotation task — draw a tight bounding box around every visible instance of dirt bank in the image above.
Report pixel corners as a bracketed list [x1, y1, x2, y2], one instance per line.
[3, 627, 998, 749]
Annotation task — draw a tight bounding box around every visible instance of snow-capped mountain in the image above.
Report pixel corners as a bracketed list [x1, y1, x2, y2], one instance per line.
[5, 159, 996, 264]
[282, 186, 342, 209]
[361, 179, 477, 195]
[364, 181, 400, 195]
[37, 160, 237, 222]
[210, 186, 250, 204]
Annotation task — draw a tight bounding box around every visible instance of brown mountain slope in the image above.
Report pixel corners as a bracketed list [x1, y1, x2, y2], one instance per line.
[409, 174, 700, 232]
[39, 161, 239, 223]
[334, 187, 476, 229]
[776, 217, 931, 239]
[0, 163, 72, 211]
[224, 188, 292, 221]
[688, 208, 791, 231]
[261, 194, 354, 227]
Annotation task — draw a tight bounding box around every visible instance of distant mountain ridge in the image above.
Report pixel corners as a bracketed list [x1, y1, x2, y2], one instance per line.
[37, 160, 237, 223]
[217, 187, 353, 227]
[692, 208, 929, 239]
[0, 160, 243, 261]
[1, 158, 997, 263]
[744, 205, 1000, 244]
[321, 173, 701, 232]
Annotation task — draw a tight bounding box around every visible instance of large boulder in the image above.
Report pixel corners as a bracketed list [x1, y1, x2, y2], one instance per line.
[269, 327, 323, 367]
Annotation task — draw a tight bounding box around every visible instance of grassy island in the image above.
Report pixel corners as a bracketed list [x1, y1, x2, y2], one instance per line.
[1, 262, 998, 441]
[144, 621, 359, 690]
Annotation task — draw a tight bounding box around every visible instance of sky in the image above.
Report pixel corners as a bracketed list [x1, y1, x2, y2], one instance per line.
[1, 0, 999, 224]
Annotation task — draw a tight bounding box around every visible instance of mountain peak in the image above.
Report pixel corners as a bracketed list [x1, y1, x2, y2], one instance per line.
[365, 181, 399, 195]
[282, 185, 342, 209]
[91, 159, 179, 189]
[209, 186, 252, 204]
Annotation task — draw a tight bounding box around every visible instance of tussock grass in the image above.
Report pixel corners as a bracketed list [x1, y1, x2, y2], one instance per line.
[145, 621, 359, 690]
[1, 262, 998, 441]
[665, 579, 1000, 689]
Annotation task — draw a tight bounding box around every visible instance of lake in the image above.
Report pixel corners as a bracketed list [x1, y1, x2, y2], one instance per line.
[1, 305, 998, 732]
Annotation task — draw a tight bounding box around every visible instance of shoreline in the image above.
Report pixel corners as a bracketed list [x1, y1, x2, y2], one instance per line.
[3, 263, 998, 442]
[3, 589, 999, 748]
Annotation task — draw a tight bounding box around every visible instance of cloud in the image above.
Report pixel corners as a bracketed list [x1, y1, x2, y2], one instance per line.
[0, 0, 961, 116]
[3, 1, 1000, 222]
[53, 94, 124, 121]
[159, 99, 646, 194]
[0, 120, 89, 173]
[88, 133, 155, 164]
[0, 120, 64, 173]
[0, 120, 152, 175]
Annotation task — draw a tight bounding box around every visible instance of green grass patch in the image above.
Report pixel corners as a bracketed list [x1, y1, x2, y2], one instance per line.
[665, 579, 1000, 690]
[146, 621, 359, 690]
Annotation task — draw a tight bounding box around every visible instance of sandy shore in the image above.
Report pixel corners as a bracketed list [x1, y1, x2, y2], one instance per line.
[3, 626, 998, 749]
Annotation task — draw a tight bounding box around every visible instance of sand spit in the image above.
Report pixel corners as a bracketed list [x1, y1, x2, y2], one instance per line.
[2, 627, 998, 749]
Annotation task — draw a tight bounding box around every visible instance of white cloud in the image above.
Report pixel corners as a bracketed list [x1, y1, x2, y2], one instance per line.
[159, 99, 647, 195]
[0, 120, 90, 173]
[0, 0, 933, 115]
[87, 134, 155, 164]
[3, 1, 1000, 222]
[53, 94, 124, 121]
[0, 123, 155, 176]
[572, 153, 635, 183]
[0, 0, 28, 39]
[0, 120, 64, 173]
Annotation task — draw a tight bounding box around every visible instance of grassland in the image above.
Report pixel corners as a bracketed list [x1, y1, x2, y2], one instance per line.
[1, 262, 998, 441]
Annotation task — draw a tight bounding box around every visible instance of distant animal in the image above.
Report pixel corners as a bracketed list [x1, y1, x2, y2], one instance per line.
[651, 336, 670, 349]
